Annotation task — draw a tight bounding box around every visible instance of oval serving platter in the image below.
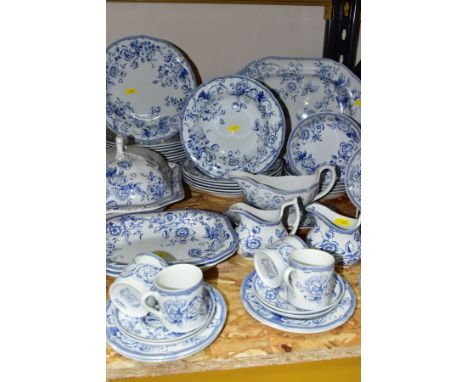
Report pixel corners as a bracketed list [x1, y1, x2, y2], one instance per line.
[106, 35, 197, 144]
[106, 209, 239, 272]
[238, 57, 361, 127]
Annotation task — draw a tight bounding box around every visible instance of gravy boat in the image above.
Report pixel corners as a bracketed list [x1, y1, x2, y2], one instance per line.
[226, 164, 336, 209]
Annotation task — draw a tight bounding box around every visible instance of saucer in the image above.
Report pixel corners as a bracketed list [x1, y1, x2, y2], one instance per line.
[114, 283, 216, 344]
[241, 271, 355, 333]
[253, 272, 345, 318]
[106, 284, 227, 362]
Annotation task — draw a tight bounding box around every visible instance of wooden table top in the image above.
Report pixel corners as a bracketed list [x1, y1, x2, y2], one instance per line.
[106, 187, 361, 380]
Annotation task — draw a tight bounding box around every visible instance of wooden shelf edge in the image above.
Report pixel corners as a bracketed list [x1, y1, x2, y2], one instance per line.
[107, 346, 361, 380]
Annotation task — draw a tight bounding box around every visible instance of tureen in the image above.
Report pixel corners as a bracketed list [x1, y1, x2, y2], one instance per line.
[106, 136, 184, 213]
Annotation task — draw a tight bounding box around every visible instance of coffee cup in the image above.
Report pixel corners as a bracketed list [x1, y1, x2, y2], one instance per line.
[253, 235, 307, 288]
[140, 264, 209, 333]
[109, 252, 168, 317]
[283, 249, 335, 311]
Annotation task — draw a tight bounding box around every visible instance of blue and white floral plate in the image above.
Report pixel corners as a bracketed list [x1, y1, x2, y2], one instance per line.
[106, 210, 238, 276]
[106, 36, 197, 144]
[253, 272, 345, 319]
[286, 112, 361, 181]
[241, 271, 355, 333]
[181, 75, 285, 179]
[345, 148, 361, 210]
[238, 57, 361, 127]
[114, 283, 216, 344]
[106, 284, 227, 362]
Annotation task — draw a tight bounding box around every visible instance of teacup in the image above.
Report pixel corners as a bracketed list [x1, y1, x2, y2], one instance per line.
[253, 235, 307, 288]
[283, 249, 335, 311]
[140, 264, 209, 333]
[109, 252, 168, 317]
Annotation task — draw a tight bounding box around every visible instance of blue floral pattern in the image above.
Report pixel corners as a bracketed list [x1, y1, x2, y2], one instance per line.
[238, 57, 361, 126]
[106, 285, 227, 362]
[241, 271, 356, 333]
[106, 210, 238, 266]
[345, 149, 361, 209]
[286, 113, 360, 180]
[106, 36, 197, 143]
[106, 155, 171, 208]
[181, 76, 285, 179]
[307, 225, 361, 267]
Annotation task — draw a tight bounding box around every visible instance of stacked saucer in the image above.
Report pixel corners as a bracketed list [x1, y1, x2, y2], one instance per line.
[241, 271, 355, 333]
[106, 282, 227, 362]
[182, 158, 283, 198]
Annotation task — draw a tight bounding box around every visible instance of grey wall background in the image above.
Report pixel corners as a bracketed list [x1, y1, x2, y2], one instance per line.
[107, 3, 332, 81]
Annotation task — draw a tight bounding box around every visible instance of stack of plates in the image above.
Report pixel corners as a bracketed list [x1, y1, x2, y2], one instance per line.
[106, 36, 197, 161]
[182, 158, 283, 198]
[241, 271, 355, 333]
[285, 112, 361, 200]
[106, 283, 227, 362]
[139, 134, 187, 164]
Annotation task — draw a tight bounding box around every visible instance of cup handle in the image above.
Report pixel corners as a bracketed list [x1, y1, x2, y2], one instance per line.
[140, 290, 163, 317]
[313, 165, 337, 201]
[280, 197, 300, 235]
[282, 267, 296, 298]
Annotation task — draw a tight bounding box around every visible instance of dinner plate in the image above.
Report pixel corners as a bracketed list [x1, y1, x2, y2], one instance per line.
[238, 57, 361, 127]
[345, 148, 361, 210]
[106, 209, 238, 274]
[106, 35, 197, 144]
[241, 271, 355, 334]
[106, 284, 227, 362]
[181, 75, 285, 179]
[286, 112, 360, 180]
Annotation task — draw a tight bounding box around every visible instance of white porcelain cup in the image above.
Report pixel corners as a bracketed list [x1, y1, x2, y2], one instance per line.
[140, 264, 209, 333]
[283, 249, 336, 311]
[253, 235, 307, 288]
[109, 253, 168, 317]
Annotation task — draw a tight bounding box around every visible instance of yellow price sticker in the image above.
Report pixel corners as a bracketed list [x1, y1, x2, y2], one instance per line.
[334, 218, 351, 228]
[125, 87, 137, 95]
[227, 124, 241, 134]
[354, 98, 361, 107]
[152, 251, 172, 259]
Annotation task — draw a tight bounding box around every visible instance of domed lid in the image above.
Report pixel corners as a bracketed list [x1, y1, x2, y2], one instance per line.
[106, 136, 173, 210]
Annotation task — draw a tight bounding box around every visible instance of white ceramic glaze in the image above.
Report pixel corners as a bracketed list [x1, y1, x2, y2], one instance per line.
[226, 164, 336, 209]
[253, 235, 307, 288]
[106, 136, 182, 212]
[305, 202, 361, 267]
[226, 198, 301, 258]
[141, 264, 209, 333]
[283, 249, 336, 311]
[109, 253, 168, 317]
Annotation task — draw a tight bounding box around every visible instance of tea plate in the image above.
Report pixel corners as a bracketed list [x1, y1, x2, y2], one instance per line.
[106, 209, 238, 275]
[241, 271, 355, 333]
[115, 283, 215, 344]
[253, 272, 345, 319]
[181, 75, 285, 179]
[286, 112, 360, 180]
[106, 36, 197, 144]
[238, 57, 361, 126]
[345, 148, 361, 210]
[106, 284, 227, 362]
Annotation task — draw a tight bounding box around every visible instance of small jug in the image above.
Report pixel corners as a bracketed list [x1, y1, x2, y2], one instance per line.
[226, 198, 301, 259]
[305, 202, 361, 267]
